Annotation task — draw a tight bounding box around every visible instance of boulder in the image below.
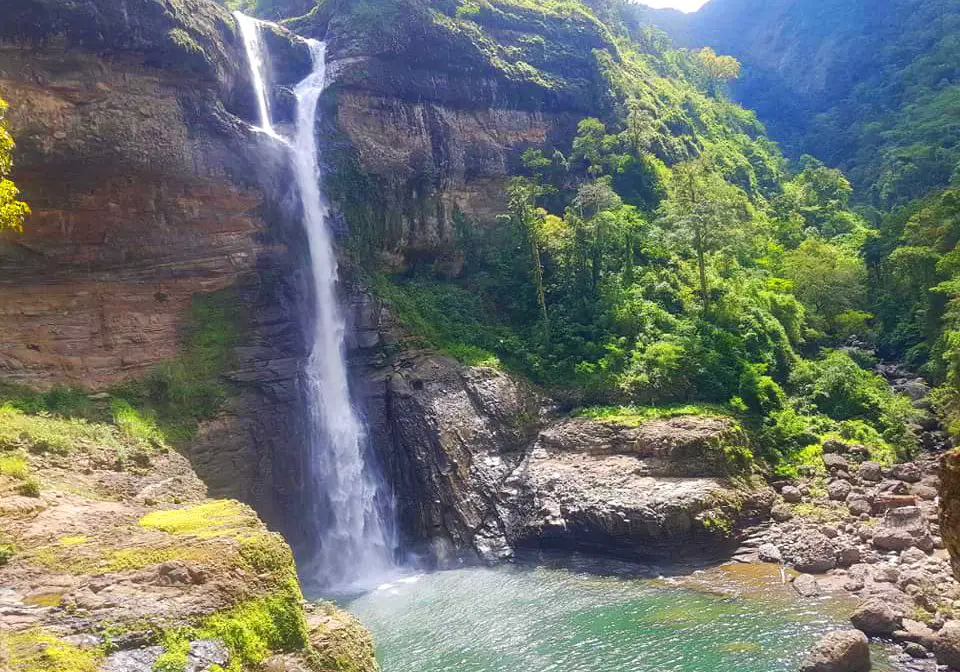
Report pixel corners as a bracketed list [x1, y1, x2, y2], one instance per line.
[851, 598, 903, 637]
[793, 531, 838, 573]
[847, 497, 873, 517]
[891, 462, 922, 483]
[799, 630, 870, 672]
[758, 543, 783, 564]
[828, 480, 852, 501]
[823, 453, 851, 473]
[933, 620, 960, 669]
[793, 573, 821, 597]
[837, 546, 861, 568]
[782, 485, 803, 503]
[859, 462, 883, 482]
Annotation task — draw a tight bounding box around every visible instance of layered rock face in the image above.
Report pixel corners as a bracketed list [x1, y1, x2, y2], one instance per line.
[0, 0, 312, 531]
[288, 0, 606, 273]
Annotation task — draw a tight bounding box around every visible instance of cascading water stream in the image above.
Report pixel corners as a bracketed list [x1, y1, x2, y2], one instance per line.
[234, 15, 394, 591]
[233, 12, 277, 137]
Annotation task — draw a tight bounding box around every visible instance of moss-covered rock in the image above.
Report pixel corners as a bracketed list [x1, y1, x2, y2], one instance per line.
[0, 407, 378, 672]
[1, 0, 240, 81]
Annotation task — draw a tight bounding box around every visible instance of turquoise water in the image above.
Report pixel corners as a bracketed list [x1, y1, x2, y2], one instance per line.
[347, 563, 897, 672]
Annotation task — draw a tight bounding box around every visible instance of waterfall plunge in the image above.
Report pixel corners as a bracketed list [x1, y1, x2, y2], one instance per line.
[234, 16, 395, 591]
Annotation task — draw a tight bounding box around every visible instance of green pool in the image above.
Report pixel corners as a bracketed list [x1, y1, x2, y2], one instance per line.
[345, 561, 898, 672]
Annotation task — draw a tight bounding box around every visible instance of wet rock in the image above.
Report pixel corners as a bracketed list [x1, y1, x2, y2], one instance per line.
[799, 630, 870, 672]
[903, 641, 929, 659]
[859, 462, 883, 482]
[793, 531, 838, 573]
[782, 485, 803, 503]
[851, 597, 904, 637]
[758, 543, 783, 563]
[793, 573, 821, 597]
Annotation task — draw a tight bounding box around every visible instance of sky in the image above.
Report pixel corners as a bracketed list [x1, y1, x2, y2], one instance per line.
[636, 0, 710, 12]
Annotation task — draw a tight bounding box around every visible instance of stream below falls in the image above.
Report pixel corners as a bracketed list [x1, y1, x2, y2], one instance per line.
[344, 561, 901, 672]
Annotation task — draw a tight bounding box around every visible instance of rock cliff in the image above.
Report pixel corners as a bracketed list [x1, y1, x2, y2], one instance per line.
[0, 0, 313, 534]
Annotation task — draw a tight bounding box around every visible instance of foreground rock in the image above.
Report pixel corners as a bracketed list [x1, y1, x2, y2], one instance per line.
[367, 352, 774, 565]
[800, 630, 871, 672]
[0, 407, 377, 671]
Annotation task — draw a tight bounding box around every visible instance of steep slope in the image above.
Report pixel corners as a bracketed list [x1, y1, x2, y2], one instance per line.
[632, 0, 960, 207]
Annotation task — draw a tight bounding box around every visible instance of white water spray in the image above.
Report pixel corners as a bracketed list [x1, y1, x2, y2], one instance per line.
[235, 16, 394, 590]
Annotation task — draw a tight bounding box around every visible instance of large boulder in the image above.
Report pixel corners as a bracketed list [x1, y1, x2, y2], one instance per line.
[941, 451, 960, 580]
[792, 531, 838, 573]
[932, 620, 960, 669]
[851, 598, 904, 637]
[799, 630, 870, 672]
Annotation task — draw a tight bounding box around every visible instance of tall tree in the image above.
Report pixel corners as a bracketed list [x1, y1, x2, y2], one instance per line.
[659, 159, 746, 315]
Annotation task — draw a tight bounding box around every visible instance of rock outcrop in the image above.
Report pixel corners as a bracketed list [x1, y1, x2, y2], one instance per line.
[940, 449, 960, 579]
[0, 405, 378, 671]
[800, 630, 871, 672]
[357, 320, 773, 566]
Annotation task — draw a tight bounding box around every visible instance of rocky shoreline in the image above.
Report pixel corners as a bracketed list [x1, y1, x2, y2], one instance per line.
[730, 446, 957, 670]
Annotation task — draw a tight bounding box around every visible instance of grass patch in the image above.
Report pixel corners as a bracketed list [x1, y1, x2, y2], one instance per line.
[138, 500, 260, 539]
[200, 580, 308, 670]
[109, 290, 246, 444]
[575, 403, 733, 426]
[0, 453, 29, 480]
[0, 630, 101, 672]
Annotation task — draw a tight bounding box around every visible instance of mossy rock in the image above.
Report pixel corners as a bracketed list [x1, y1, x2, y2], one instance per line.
[306, 603, 381, 672]
[1, 0, 239, 80]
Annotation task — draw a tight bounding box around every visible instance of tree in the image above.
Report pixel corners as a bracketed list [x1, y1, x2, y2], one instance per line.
[659, 159, 747, 315]
[782, 239, 867, 331]
[0, 97, 29, 233]
[696, 47, 741, 96]
[505, 177, 551, 340]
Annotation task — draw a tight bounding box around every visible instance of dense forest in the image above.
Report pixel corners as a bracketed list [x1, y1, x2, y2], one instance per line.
[318, 0, 934, 477]
[0, 0, 953, 480]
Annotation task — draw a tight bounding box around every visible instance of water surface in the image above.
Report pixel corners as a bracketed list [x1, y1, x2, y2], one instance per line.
[347, 562, 898, 672]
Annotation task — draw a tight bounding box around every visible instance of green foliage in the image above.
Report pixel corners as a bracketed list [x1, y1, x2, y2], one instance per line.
[576, 402, 732, 425]
[0, 96, 30, 233]
[0, 405, 159, 457]
[199, 580, 308, 670]
[0, 453, 29, 480]
[153, 632, 190, 672]
[0, 630, 101, 672]
[110, 290, 246, 443]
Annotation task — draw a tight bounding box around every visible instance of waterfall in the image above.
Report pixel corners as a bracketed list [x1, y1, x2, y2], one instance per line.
[235, 16, 394, 590]
[234, 12, 276, 137]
